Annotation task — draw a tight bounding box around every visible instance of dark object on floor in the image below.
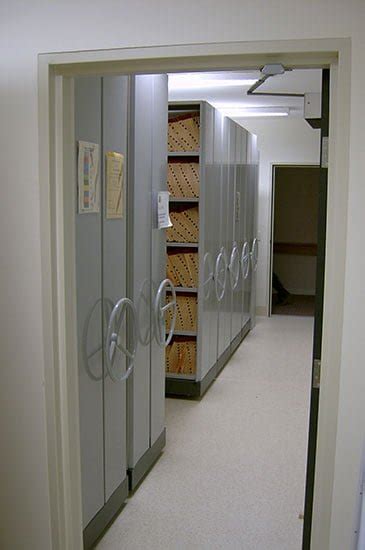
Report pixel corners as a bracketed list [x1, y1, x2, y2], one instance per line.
[272, 272, 290, 304]
[272, 294, 315, 317]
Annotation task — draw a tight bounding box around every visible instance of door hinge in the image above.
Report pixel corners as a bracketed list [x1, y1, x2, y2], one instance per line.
[321, 136, 329, 168]
[313, 359, 321, 389]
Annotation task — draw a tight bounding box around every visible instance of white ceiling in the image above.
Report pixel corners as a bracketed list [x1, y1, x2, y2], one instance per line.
[168, 69, 322, 120]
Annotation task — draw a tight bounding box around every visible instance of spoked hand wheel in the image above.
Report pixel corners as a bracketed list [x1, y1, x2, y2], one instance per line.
[105, 297, 138, 382]
[215, 247, 228, 302]
[241, 241, 250, 280]
[229, 243, 240, 290]
[154, 279, 177, 347]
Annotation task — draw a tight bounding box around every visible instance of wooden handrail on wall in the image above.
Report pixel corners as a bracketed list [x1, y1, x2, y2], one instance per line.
[273, 242, 317, 256]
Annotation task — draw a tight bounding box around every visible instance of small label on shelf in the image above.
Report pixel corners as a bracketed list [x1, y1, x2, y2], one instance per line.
[157, 191, 173, 229]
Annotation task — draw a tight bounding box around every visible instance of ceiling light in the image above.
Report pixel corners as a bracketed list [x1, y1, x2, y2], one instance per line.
[168, 75, 257, 90]
[219, 107, 289, 118]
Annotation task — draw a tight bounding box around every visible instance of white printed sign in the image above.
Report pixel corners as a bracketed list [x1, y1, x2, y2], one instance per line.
[78, 141, 100, 214]
[157, 191, 172, 229]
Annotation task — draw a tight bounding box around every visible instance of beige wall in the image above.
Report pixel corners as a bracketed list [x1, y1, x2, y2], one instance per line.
[273, 166, 319, 295]
[274, 167, 319, 243]
[274, 255, 317, 295]
[1, 1, 365, 549]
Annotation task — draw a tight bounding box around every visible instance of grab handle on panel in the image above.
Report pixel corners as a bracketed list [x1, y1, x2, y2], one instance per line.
[228, 243, 240, 290]
[250, 238, 259, 272]
[241, 241, 250, 280]
[215, 247, 228, 302]
[105, 297, 138, 382]
[203, 252, 214, 300]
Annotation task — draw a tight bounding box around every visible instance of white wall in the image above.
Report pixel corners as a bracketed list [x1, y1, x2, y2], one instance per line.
[238, 118, 320, 311]
[1, 2, 365, 549]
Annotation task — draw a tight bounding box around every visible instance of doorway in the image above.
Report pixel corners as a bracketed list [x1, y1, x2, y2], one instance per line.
[91, 66, 324, 549]
[270, 165, 320, 317]
[41, 42, 348, 550]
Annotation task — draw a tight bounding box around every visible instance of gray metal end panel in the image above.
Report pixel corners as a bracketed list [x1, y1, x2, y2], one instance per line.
[231, 319, 251, 356]
[128, 428, 166, 491]
[241, 319, 251, 340]
[216, 320, 251, 370]
[199, 362, 219, 396]
[83, 477, 128, 550]
[215, 345, 232, 377]
[230, 330, 243, 356]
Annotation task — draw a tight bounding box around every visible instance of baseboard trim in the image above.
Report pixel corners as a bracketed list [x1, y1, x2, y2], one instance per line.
[199, 360, 219, 396]
[230, 331, 242, 355]
[216, 345, 232, 377]
[83, 477, 128, 550]
[240, 319, 251, 341]
[128, 428, 166, 491]
[165, 377, 201, 398]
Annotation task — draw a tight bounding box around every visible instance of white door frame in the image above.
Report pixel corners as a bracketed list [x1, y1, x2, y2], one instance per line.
[38, 38, 351, 550]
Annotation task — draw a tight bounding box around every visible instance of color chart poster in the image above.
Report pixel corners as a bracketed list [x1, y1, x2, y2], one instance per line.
[78, 141, 100, 214]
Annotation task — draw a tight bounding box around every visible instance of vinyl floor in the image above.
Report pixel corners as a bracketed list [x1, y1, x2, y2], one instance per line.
[96, 315, 313, 550]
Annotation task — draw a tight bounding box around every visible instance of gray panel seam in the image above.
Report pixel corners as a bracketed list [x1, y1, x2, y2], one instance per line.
[101, 77, 106, 504]
[149, 77, 154, 448]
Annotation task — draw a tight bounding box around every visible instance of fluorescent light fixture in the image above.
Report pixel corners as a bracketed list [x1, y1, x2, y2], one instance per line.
[219, 107, 289, 118]
[168, 74, 257, 90]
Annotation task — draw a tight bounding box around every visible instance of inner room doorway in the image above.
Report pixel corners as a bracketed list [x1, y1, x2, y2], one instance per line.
[271, 165, 320, 316]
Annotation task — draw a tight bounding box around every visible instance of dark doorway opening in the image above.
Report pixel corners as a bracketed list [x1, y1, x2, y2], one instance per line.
[271, 165, 320, 316]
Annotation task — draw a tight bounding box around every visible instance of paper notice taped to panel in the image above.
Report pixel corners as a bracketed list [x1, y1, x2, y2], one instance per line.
[106, 151, 124, 219]
[77, 141, 100, 214]
[157, 191, 172, 229]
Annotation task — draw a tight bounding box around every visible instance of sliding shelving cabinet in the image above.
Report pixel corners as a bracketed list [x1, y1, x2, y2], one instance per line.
[165, 103, 201, 392]
[165, 101, 259, 397]
[75, 74, 170, 548]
